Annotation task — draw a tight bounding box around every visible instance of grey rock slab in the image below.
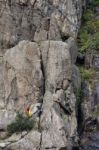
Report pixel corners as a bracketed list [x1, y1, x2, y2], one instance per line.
[40, 40, 72, 92]
[0, 0, 83, 50]
[6, 131, 41, 150]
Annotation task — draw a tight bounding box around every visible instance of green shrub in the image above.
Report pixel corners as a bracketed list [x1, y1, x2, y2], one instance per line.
[78, 29, 89, 45]
[79, 33, 99, 53]
[78, 27, 99, 53]
[92, 32, 99, 49]
[7, 112, 35, 134]
[79, 67, 95, 82]
[83, 9, 94, 22]
[89, 0, 99, 7]
[86, 20, 99, 33]
[79, 36, 92, 53]
[77, 2, 99, 53]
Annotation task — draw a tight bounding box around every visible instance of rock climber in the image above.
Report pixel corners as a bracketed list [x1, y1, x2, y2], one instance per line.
[24, 106, 32, 117]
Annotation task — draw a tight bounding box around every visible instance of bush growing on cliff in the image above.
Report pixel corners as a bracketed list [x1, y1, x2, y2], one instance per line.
[77, 2, 99, 53]
[89, 0, 99, 7]
[7, 112, 35, 134]
[78, 32, 91, 53]
[83, 9, 94, 22]
[79, 67, 95, 83]
[78, 32, 99, 53]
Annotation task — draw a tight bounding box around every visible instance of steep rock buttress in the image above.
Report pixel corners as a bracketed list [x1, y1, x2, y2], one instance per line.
[0, 0, 86, 150]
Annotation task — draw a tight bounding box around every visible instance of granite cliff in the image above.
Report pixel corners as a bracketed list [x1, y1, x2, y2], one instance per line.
[0, 0, 99, 150]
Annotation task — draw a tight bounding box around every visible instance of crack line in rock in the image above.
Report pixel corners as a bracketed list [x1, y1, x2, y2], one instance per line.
[3, 131, 29, 149]
[55, 101, 72, 115]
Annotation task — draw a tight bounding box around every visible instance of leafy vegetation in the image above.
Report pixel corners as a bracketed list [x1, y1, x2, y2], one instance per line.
[83, 9, 94, 21]
[79, 67, 95, 83]
[7, 112, 35, 134]
[89, 0, 99, 8]
[77, 1, 99, 53]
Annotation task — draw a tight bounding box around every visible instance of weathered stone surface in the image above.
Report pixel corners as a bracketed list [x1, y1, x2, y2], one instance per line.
[68, 37, 78, 64]
[40, 41, 77, 149]
[0, 141, 10, 149]
[0, 0, 87, 149]
[81, 132, 99, 150]
[72, 65, 81, 90]
[0, 40, 44, 129]
[5, 133, 22, 142]
[6, 131, 41, 150]
[81, 82, 93, 120]
[80, 79, 99, 150]
[0, 54, 5, 109]
[0, 110, 16, 130]
[92, 55, 99, 70]
[40, 40, 71, 91]
[0, 132, 8, 140]
[85, 52, 93, 68]
[0, 40, 78, 149]
[4, 40, 44, 105]
[81, 80, 99, 121]
[0, 0, 82, 50]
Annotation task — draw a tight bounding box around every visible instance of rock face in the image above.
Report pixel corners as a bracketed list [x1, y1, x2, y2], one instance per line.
[0, 0, 82, 50]
[0, 0, 86, 150]
[0, 40, 78, 150]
